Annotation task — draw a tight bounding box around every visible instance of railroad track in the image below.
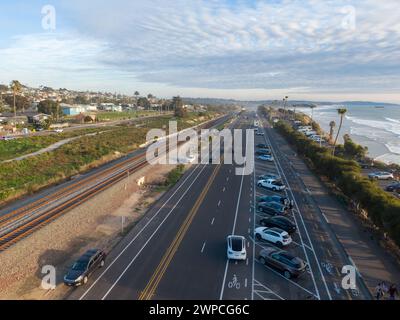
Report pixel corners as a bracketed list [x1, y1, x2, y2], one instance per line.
[0, 115, 230, 251]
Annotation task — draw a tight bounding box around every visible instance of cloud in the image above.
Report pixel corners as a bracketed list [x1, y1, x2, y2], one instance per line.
[1, 0, 400, 100]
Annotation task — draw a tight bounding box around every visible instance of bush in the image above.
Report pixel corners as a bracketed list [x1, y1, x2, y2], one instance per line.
[274, 120, 400, 246]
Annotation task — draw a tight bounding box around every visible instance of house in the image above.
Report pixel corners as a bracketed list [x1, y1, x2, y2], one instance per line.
[27, 113, 51, 124]
[61, 104, 86, 115]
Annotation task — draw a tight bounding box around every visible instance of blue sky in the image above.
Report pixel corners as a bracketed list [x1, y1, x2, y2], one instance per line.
[0, 0, 399, 102]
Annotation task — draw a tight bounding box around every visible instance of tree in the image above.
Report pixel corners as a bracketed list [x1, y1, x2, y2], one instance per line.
[10, 80, 22, 116]
[38, 100, 62, 120]
[74, 95, 89, 105]
[329, 121, 336, 144]
[0, 84, 8, 112]
[333, 108, 347, 156]
[147, 93, 154, 100]
[134, 91, 140, 100]
[172, 96, 186, 117]
[137, 97, 150, 109]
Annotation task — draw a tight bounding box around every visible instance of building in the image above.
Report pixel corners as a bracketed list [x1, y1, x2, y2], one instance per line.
[61, 104, 86, 115]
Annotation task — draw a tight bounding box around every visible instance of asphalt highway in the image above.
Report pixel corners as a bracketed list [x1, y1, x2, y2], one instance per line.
[66, 112, 373, 300]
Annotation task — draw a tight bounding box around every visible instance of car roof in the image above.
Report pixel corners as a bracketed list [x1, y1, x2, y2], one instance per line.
[269, 227, 285, 233]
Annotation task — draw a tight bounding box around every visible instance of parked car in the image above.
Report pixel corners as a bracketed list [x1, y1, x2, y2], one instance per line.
[258, 195, 290, 207]
[255, 150, 271, 156]
[258, 201, 287, 216]
[255, 131, 264, 136]
[386, 182, 400, 192]
[259, 173, 280, 181]
[257, 154, 274, 162]
[258, 247, 307, 279]
[257, 144, 269, 149]
[54, 129, 64, 133]
[304, 130, 318, 137]
[227, 235, 247, 261]
[64, 249, 106, 286]
[257, 179, 286, 191]
[368, 172, 394, 180]
[259, 216, 296, 234]
[254, 227, 292, 246]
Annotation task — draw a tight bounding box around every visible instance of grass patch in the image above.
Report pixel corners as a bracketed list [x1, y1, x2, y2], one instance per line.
[0, 112, 219, 204]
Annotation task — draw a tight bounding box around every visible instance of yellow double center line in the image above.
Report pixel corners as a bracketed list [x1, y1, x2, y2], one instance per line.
[139, 163, 222, 300]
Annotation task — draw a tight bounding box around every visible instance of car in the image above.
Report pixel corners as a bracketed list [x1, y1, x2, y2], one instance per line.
[368, 172, 394, 180]
[258, 247, 307, 279]
[64, 249, 106, 286]
[257, 179, 286, 191]
[254, 227, 292, 246]
[259, 216, 297, 234]
[358, 160, 374, 169]
[259, 173, 280, 181]
[54, 129, 64, 133]
[256, 144, 269, 149]
[258, 195, 290, 207]
[386, 182, 400, 192]
[258, 201, 287, 216]
[257, 154, 274, 161]
[257, 148, 271, 154]
[227, 235, 247, 261]
[255, 131, 264, 136]
[304, 130, 318, 137]
[0, 136, 15, 141]
[255, 150, 271, 156]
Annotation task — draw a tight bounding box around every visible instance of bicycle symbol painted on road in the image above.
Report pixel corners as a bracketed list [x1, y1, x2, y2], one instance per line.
[321, 261, 334, 275]
[228, 274, 241, 290]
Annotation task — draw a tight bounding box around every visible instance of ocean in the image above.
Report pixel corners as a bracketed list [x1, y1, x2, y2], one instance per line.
[295, 103, 400, 165]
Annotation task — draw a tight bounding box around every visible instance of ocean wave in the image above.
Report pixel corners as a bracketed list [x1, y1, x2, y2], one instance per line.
[346, 116, 400, 136]
[374, 153, 400, 165]
[385, 117, 400, 124]
[385, 142, 400, 155]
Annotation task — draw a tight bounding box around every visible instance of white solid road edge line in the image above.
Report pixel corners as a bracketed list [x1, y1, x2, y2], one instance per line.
[219, 165, 246, 300]
[78, 164, 205, 300]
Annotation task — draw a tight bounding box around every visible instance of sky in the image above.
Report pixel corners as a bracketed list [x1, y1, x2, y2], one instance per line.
[0, 0, 399, 102]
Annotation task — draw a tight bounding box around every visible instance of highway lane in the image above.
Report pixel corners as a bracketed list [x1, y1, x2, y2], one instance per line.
[69, 117, 254, 300]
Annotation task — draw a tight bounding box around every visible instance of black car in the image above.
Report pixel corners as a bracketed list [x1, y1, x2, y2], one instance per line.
[259, 247, 307, 279]
[64, 249, 106, 286]
[257, 143, 269, 149]
[386, 182, 400, 192]
[258, 202, 287, 215]
[259, 216, 296, 234]
[258, 195, 290, 207]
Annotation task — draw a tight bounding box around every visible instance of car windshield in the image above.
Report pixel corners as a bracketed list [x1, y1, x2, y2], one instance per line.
[231, 238, 243, 251]
[72, 261, 88, 271]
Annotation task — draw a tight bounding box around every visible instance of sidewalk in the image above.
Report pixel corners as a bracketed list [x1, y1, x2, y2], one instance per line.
[270, 127, 400, 297]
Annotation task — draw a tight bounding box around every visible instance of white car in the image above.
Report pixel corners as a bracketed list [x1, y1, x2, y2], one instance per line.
[54, 129, 64, 133]
[227, 235, 247, 260]
[255, 131, 264, 136]
[257, 179, 286, 191]
[255, 227, 292, 246]
[368, 172, 394, 180]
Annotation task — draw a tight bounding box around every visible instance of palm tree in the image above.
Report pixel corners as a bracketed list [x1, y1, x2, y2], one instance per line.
[134, 91, 140, 101]
[10, 80, 22, 117]
[310, 104, 316, 127]
[329, 121, 336, 144]
[332, 108, 347, 155]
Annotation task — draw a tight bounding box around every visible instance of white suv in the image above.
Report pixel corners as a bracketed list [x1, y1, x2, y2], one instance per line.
[257, 179, 286, 191]
[227, 235, 247, 260]
[255, 227, 292, 247]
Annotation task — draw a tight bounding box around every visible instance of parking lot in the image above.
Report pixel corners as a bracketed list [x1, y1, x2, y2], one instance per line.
[251, 116, 367, 300]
